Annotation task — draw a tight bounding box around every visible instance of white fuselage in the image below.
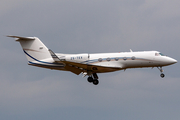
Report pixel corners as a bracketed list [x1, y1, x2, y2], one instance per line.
[55, 51, 177, 73]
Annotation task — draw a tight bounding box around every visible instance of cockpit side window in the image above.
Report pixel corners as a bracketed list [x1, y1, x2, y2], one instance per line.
[155, 53, 160, 56]
[155, 53, 164, 56]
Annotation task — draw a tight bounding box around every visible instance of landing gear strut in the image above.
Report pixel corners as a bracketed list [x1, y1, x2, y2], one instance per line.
[87, 73, 99, 85]
[157, 67, 165, 78]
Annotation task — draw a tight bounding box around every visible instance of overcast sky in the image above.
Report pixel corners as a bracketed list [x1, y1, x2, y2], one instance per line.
[0, 0, 180, 120]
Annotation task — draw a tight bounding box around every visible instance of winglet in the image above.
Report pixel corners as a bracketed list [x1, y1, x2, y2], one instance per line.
[130, 49, 133, 52]
[48, 49, 61, 62]
[49, 49, 82, 75]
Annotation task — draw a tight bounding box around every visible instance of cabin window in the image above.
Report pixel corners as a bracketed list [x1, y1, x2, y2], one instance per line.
[123, 57, 127, 61]
[106, 58, 111, 61]
[115, 57, 119, 61]
[131, 56, 136, 60]
[98, 58, 103, 62]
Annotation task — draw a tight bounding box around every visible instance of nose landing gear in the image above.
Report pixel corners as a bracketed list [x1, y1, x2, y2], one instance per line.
[160, 73, 165, 78]
[157, 67, 165, 78]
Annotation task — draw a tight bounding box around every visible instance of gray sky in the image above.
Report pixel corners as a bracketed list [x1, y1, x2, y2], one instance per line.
[0, 0, 180, 120]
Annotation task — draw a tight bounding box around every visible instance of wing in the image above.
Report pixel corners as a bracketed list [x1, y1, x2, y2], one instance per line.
[63, 61, 122, 73]
[49, 49, 122, 75]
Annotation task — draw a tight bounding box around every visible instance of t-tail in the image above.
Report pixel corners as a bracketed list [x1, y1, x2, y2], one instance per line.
[7, 35, 53, 64]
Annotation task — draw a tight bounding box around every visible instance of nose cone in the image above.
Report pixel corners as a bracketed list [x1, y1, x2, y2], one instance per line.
[167, 57, 177, 65]
[155, 56, 177, 66]
[172, 59, 177, 64]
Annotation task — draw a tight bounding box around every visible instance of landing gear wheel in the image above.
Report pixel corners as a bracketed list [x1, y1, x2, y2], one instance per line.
[160, 73, 165, 78]
[93, 79, 99, 85]
[87, 77, 93, 83]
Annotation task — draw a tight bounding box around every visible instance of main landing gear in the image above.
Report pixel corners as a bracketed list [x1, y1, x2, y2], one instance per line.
[157, 67, 165, 78]
[87, 73, 99, 85]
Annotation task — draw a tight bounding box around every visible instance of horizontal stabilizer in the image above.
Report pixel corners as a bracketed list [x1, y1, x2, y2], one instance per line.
[7, 35, 35, 41]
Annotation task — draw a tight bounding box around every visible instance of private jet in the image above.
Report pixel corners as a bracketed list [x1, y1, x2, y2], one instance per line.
[8, 36, 177, 85]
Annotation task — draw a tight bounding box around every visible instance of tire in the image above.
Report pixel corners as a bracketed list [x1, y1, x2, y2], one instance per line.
[87, 77, 93, 83]
[160, 73, 165, 78]
[93, 79, 99, 85]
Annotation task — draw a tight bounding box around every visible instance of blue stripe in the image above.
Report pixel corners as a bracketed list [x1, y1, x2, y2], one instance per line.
[29, 61, 64, 67]
[23, 50, 55, 65]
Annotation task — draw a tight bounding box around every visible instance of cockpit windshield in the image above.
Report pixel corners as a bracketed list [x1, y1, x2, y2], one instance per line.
[155, 52, 165, 56]
[159, 53, 164, 56]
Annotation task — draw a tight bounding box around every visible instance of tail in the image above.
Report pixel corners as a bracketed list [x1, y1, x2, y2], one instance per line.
[8, 36, 52, 62]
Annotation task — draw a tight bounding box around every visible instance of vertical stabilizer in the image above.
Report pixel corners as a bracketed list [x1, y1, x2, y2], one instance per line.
[8, 36, 52, 62]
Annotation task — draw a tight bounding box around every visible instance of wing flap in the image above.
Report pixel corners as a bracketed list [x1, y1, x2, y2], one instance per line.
[48, 49, 122, 74]
[64, 65, 82, 75]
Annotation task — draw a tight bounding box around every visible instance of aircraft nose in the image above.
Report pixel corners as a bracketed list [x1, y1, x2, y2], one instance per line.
[172, 59, 177, 64]
[168, 58, 177, 65]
